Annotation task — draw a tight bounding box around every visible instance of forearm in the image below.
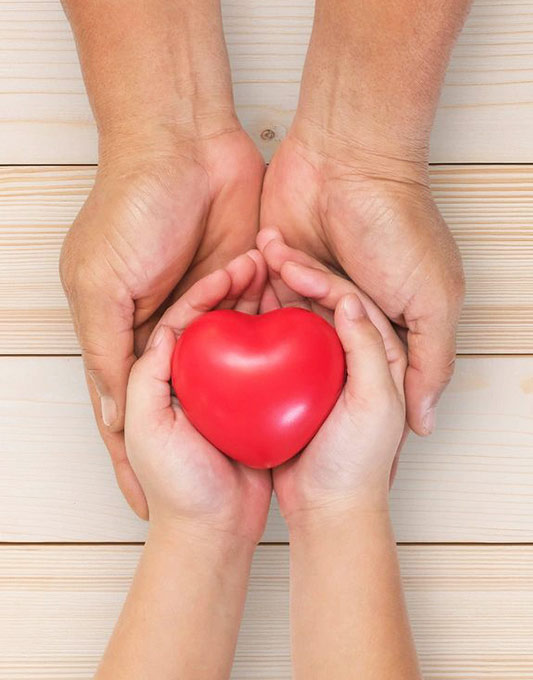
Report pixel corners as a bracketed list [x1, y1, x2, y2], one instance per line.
[95, 523, 255, 680]
[296, 0, 472, 163]
[289, 508, 420, 680]
[62, 0, 238, 157]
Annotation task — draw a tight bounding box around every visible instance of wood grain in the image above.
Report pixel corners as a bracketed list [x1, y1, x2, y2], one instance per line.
[0, 544, 532, 679]
[0, 1, 533, 163]
[1, 355, 532, 543]
[1, 165, 532, 354]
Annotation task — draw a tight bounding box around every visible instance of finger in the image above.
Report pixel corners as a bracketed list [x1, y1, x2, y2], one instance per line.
[256, 227, 284, 253]
[262, 235, 330, 275]
[283, 261, 407, 396]
[126, 325, 175, 424]
[261, 238, 312, 310]
[85, 375, 148, 519]
[218, 252, 257, 310]
[335, 294, 396, 403]
[281, 260, 346, 307]
[233, 249, 268, 314]
[405, 316, 458, 436]
[71, 281, 136, 435]
[151, 268, 232, 339]
[69, 276, 148, 516]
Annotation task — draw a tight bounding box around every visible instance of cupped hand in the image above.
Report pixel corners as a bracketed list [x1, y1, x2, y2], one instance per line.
[125, 250, 272, 543]
[257, 231, 408, 525]
[60, 129, 265, 518]
[260, 130, 464, 437]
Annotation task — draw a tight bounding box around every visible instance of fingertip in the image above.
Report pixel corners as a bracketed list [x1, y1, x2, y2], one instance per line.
[405, 376, 438, 437]
[101, 396, 121, 431]
[334, 294, 395, 397]
[262, 238, 288, 273]
[334, 295, 364, 356]
[246, 248, 266, 272]
[148, 324, 175, 352]
[246, 249, 268, 291]
[404, 358, 451, 436]
[256, 227, 283, 252]
[342, 294, 368, 321]
[406, 408, 435, 437]
[226, 252, 256, 277]
[199, 267, 233, 302]
[225, 252, 257, 301]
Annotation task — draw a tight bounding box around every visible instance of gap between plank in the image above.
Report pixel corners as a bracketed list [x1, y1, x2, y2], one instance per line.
[1, 541, 533, 547]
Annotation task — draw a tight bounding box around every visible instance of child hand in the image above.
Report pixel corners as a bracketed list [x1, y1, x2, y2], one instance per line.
[125, 251, 272, 544]
[257, 231, 408, 527]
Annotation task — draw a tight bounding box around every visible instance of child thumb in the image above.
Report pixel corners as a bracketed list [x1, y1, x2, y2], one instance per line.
[126, 325, 175, 422]
[334, 295, 395, 401]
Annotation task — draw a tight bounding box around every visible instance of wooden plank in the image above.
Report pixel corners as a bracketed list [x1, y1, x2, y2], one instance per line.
[1, 164, 532, 354]
[0, 544, 532, 679]
[0, 1, 532, 163]
[0, 355, 532, 543]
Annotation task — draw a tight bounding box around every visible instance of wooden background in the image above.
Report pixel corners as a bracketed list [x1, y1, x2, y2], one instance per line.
[0, 1, 532, 677]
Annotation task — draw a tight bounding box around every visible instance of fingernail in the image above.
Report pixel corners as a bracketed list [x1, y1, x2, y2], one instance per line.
[422, 408, 436, 435]
[343, 295, 366, 321]
[101, 396, 117, 428]
[150, 325, 166, 348]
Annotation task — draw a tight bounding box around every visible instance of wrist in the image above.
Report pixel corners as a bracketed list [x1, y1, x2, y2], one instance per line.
[147, 517, 257, 563]
[285, 492, 390, 539]
[295, 0, 455, 167]
[288, 116, 430, 186]
[288, 503, 393, 554]
[97, 112, 242, 172]
[66, 0, 240, 159]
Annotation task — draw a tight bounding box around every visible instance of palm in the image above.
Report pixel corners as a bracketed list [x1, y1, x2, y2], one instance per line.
[66, 129, 265, 353]
[261, 134, 463, 433]
[141, 403, 271, 541]
[262, 136, 456, 317]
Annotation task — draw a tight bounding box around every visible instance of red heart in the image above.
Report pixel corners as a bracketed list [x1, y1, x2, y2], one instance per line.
[171, 308, 346, 469]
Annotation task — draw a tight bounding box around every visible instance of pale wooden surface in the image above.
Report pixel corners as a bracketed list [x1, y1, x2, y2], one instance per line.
[1, 1, 533, 676]
[1, 355, 532, 543]
[0, 544, 532, 680]
[0, 1, 533, 163]
[1, 164, 532, 354]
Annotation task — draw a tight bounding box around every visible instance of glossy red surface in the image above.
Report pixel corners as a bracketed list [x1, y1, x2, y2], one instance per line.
[171, 308, 346, 468]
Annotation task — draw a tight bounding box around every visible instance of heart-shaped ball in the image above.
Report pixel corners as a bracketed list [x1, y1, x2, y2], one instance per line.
[171, 307, 346, 468]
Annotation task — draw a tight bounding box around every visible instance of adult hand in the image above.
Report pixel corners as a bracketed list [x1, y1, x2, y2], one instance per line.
[125, 250, 272, 542]
[60, 133, 265, 518]
[260, 0, 469, 438]
[260, 132, 464, 437]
